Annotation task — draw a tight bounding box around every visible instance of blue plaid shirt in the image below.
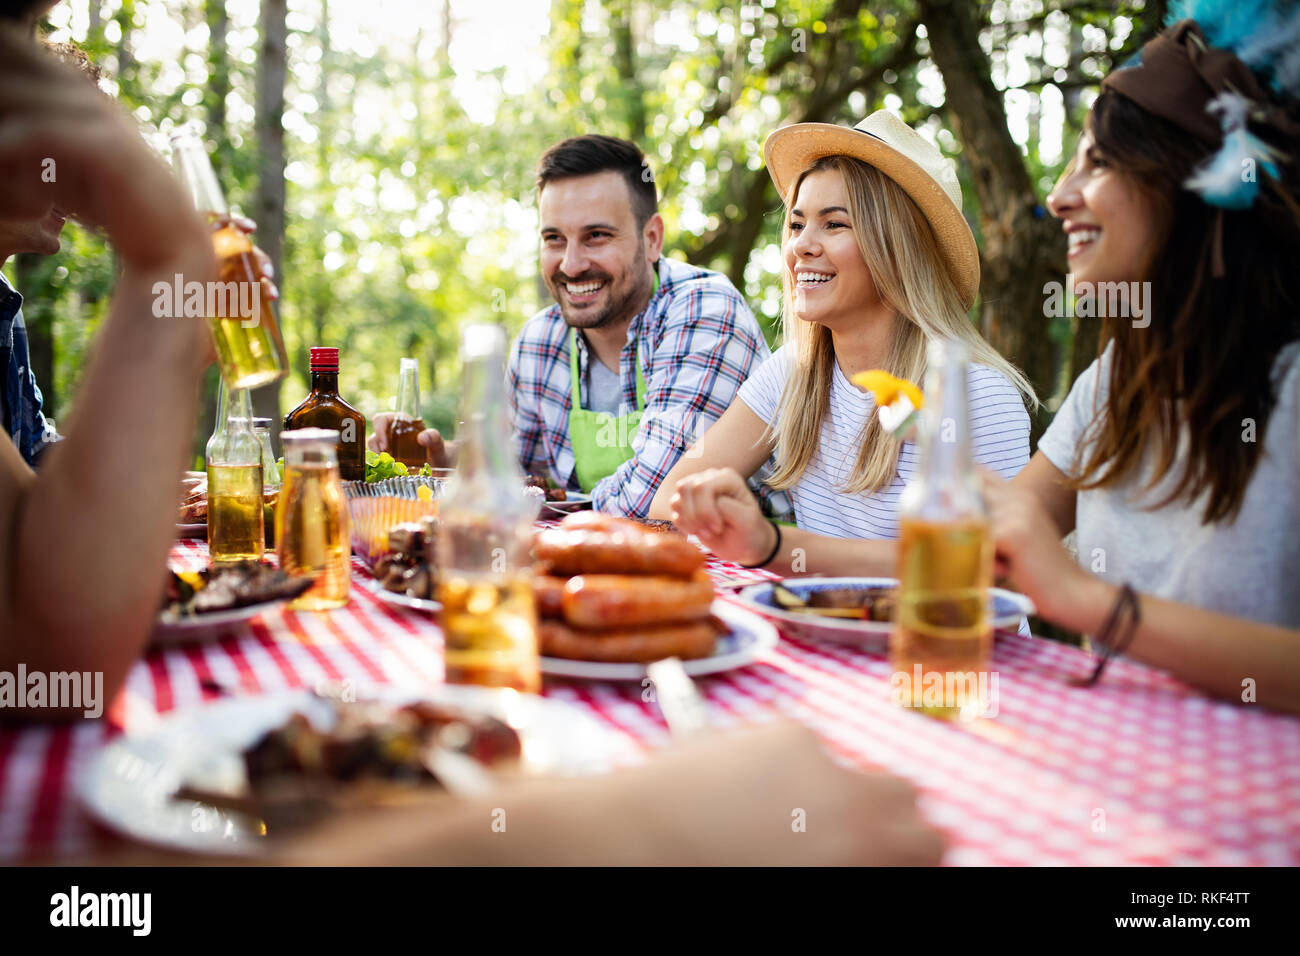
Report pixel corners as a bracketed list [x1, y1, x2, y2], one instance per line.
[508, 256, 770, 517]
[0, 273, 54, 468]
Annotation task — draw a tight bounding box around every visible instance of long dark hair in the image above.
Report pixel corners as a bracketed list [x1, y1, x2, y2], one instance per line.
[1072, 89, 1300, 523]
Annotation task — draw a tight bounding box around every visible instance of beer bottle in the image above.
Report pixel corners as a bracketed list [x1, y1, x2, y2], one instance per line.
[389, 358, 428, 470]
[206, 383, 265, 565]
[892, 339, 994, 720]
[436, 324, 541, 693]
[283, 347, 367, 482]
[170, 127, 288, 390]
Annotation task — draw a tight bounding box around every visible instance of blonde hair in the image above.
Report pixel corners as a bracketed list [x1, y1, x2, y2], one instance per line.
[767, 156, 1037, 495]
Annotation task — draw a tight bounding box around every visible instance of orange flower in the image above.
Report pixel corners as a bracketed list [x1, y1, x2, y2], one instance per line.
[850, 370, 923, 409]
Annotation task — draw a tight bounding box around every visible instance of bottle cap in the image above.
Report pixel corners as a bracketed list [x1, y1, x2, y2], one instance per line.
[281, 427, 341, 445]
[309, 347, 339, 370]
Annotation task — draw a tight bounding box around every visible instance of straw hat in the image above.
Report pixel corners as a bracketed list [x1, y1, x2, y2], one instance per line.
[763, 110, 980, 308]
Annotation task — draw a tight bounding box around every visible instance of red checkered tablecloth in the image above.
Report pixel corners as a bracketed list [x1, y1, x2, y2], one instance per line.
[2, 537, 1298, 865]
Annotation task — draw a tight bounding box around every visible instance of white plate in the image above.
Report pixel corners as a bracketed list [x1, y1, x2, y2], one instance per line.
[151, 598, 288, 647]
[733, 576, 1035, 651]
[176, 523, 206, 538]
[78, 684, 621, 857]
[361, 575, 441, 613]
[540, 492, 592, 517]
[539, 601, 779, 681]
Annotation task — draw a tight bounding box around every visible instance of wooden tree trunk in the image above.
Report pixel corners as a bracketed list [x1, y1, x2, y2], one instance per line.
[254, 0, 288, 432]
[611, 1, 645, 144]
[918, 0, 1065, 436]
[205, 0, 230, 176]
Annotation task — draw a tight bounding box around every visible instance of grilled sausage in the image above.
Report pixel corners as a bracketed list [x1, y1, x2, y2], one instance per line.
[561, 572, 714, 628]
[539, 618, 720, 663]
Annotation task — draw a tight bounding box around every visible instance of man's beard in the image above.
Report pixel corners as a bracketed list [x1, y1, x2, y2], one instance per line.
[551, 240, 652, 331]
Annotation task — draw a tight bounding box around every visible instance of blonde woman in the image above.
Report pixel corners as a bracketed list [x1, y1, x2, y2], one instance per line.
[650, 111, 1036, 574]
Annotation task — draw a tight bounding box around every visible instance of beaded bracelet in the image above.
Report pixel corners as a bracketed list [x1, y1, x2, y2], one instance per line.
[1073, 583, 1141, 688]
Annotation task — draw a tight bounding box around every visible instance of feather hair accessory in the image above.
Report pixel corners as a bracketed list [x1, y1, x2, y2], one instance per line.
[1159, 0, 1300, 208]
[1184, 91, 1284, 208]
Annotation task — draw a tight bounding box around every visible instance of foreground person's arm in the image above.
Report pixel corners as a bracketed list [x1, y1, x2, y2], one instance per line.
[277, 722, 944, 866]
[984, 472, 1300, 714]
[0, 24, 215, 717]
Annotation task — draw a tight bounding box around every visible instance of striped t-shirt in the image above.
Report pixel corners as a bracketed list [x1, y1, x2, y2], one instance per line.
[737, 344, 1031, 539]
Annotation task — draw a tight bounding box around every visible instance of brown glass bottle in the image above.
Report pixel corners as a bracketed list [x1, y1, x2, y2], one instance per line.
[283, 347, 366, 482]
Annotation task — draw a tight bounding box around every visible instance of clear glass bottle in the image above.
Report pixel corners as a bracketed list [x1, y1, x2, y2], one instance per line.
[206, 384, 265, 564]
[277, 428, 351, 610]
[251, 417, 279, 547]
[283, 347, 367, 482]
[892, 339, 994, 720]
[390, 357, 427, 470]
[436, 324, 540, 693]
[170, 126, 288, 390]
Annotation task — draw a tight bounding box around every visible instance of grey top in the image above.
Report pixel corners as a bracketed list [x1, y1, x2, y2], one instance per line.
[585, 354, 626, 416]
[1038, 341, 1300, 629]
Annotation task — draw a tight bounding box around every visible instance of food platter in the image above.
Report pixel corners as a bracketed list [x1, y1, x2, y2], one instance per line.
[176, 523, 207, 539]
[539, 601, 779, 681]
[78, 684, 622, 856]
[152, 597, 289, 647]
[733, 576, 1035, 651]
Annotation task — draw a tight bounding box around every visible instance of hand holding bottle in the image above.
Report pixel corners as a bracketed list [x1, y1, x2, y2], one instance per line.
[369, 413, 457, 470]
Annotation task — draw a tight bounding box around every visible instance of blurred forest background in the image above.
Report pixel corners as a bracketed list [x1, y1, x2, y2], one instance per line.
[12, 0, 1166, 465]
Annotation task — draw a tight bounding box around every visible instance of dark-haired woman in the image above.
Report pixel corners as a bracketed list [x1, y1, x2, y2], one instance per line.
[985, 16, 1300, 712]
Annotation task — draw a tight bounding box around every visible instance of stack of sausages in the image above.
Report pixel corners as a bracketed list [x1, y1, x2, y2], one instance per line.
[533, 513, 722, 662]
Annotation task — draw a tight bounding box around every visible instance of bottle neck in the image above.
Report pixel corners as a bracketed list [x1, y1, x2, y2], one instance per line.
[396, 365, 420, 419]
[918, 357, 972, 481]
[310, 369, 340, 394]
[210, 379, 230, 439]
[457, 352, 515, 480]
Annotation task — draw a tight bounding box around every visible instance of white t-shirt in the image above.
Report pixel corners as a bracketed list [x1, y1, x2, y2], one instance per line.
[737, 344, 1031, 539]
[1038, 341, 1300, 629]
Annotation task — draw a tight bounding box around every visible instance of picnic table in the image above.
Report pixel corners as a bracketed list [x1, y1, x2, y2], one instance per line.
[3, 530, 1298, 865]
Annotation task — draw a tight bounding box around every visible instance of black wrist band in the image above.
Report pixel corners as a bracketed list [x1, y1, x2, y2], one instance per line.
[742, 519, 782, 569]
[1074, 582, 1140, 688]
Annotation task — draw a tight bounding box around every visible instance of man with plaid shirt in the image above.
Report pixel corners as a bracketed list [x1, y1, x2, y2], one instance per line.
[373, 135, 771, 518]
[513, 135, 769, 516]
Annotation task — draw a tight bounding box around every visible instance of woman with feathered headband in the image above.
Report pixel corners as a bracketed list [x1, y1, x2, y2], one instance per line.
[984, 1, 1300, 710]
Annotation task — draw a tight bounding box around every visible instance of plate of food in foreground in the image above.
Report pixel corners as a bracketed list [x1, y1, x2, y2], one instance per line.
[78, 683, 622, 856]
[153, 561, 313, 646]
[733, 576, 1035, 651]
[532, 512, 779, 680]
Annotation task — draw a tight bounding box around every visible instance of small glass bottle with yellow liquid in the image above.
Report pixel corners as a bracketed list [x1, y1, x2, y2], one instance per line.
[892, 339, 994, 720]
[277, 428, 351, 610]
[436, 324, 541, 693]
[206, 382, 265, 565]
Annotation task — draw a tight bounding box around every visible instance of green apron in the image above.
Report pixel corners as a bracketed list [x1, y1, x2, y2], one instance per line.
[567, 326, 646, 493]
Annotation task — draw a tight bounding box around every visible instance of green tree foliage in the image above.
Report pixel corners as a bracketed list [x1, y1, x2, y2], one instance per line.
[13, 0, 1158, 462]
